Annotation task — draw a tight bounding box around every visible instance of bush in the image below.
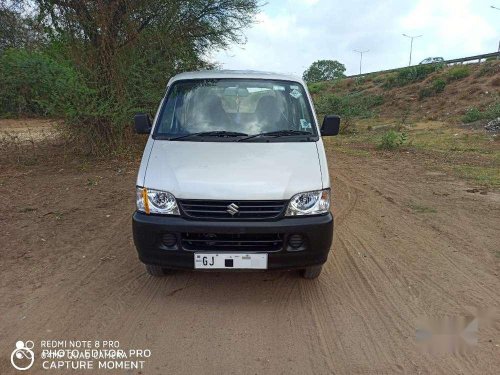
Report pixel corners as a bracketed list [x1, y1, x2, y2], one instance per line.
[476, 61, 500, 78]
[0, 48, 91, 118]
[315, 92, 384, 119]
[372, 74, 385, 85]
[307, 82, 327, 94]
[418, 78, 447, 100]
[354, 76, 367, 86]
[462, 108, 482, 123]
[377, 130, 408, 150]
[383, 64, 444, 88]
[445, 65, 470, 81]
[314, 93, 383, 134]
[462, 102, 500, 123]
[432, 78, 447, 92]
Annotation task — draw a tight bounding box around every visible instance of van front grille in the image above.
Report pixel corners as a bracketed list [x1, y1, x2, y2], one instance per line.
[181, 233, 283, 252]
[178, 199, 287, 220]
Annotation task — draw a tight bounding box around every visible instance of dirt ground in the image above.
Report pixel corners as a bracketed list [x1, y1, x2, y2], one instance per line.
[0, 118, 56, 141]
[0, 122, 499, 374]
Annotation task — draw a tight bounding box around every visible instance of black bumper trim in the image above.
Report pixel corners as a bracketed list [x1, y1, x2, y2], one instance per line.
[132, 212, 334, 270]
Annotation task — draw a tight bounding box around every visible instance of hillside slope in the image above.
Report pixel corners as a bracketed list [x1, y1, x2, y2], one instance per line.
[310, 60, 500, 124]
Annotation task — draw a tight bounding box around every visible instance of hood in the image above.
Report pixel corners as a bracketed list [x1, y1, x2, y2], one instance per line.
[143, 141, 323, 200]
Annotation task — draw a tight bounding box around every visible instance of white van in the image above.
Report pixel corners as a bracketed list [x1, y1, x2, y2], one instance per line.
[133, 70, 340, 279]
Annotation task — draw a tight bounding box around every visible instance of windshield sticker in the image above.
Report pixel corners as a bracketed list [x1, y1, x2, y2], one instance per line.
[300, 119, 312, 129]
[273, 85, 285, 91]
[290, 89, 302, 99]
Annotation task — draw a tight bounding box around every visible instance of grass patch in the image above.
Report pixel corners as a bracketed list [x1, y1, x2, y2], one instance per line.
[409, 129, 497, 155]
[409, 203, 437, 213]
[462, 102, 500, 123]
[86, 176, 102, 187]
[453, 165, 500, 188]
[325, 120, 500, 189]
[444, 65, 470, 81]
[18, 207, 37, 213]
[336, 147, 371, 157]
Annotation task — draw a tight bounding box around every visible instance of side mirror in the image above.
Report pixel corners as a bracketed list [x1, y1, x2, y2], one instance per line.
[321, 115, 340, 136]
[134, 113, 152, 134]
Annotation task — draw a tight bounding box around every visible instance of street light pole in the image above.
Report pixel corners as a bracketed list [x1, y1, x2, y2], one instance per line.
[354, 49, 369, 75]
[492, 5, 500, 59]
[403, 34, 423, 66]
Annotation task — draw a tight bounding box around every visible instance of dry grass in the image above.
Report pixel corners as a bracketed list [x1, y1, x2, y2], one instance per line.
[325, 118, 500, 188]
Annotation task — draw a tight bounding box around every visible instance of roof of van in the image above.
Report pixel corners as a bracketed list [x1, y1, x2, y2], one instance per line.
[167, 70, 304, 85]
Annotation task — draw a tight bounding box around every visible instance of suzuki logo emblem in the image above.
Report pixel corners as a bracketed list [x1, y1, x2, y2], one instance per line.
[226, 203, 239, 216]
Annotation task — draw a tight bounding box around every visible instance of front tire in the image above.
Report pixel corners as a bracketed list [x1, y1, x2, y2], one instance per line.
[145, 264, 169, 277]
[302, 265, 323, 279]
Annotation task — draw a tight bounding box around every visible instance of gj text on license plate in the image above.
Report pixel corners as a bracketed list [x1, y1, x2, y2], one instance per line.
[194, 253, 268, 269]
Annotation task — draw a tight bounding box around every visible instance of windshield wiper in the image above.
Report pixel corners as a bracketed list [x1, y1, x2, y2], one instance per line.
[169, 131, 248, 140]
[238, 129, 313, 142]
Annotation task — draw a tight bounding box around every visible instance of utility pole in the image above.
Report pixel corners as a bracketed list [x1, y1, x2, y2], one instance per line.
[354, 49, 369, 75]
[402, 34, 423, 66]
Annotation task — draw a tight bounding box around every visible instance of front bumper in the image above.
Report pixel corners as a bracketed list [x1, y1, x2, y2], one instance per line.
[132, 212, 334, 270]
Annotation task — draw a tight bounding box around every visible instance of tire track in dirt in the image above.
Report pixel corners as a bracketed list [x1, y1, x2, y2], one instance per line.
[2, 149, 499, 374]
[318, 154, 499, 373]
[334, 170, 418, 355]
[335, 159, 499, 304]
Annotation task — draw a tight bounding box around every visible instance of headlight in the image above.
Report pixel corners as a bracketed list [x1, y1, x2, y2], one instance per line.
[286, 189, 330, 216]
[136, 187, 180, 215]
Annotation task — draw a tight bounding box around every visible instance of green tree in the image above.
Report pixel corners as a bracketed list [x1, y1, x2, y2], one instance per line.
[0, 1, 43, 52]
[26, 0, 261, 153]
[34, 0, 259, 84]
[303, 60, 346, 83]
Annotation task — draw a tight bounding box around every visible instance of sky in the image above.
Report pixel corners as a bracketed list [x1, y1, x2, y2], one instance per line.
[212, 0, 500, 77]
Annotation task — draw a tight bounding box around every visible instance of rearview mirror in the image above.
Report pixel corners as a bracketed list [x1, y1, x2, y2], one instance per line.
[134, 113, 152, 134]
[321, 115, 340, 136]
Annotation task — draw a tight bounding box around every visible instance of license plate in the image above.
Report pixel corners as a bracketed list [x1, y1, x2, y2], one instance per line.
[194, 253, 268, 269]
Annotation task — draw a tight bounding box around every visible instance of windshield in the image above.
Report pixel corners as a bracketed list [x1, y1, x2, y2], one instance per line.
[154, 79, 317, 141]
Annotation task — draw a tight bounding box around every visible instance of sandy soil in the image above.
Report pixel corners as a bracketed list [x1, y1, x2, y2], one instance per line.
[0, 139, 499, 374]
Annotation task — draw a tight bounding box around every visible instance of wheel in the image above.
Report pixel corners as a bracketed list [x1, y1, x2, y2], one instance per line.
[301, 265, 323, 279]
[145, 264, 169, 277]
